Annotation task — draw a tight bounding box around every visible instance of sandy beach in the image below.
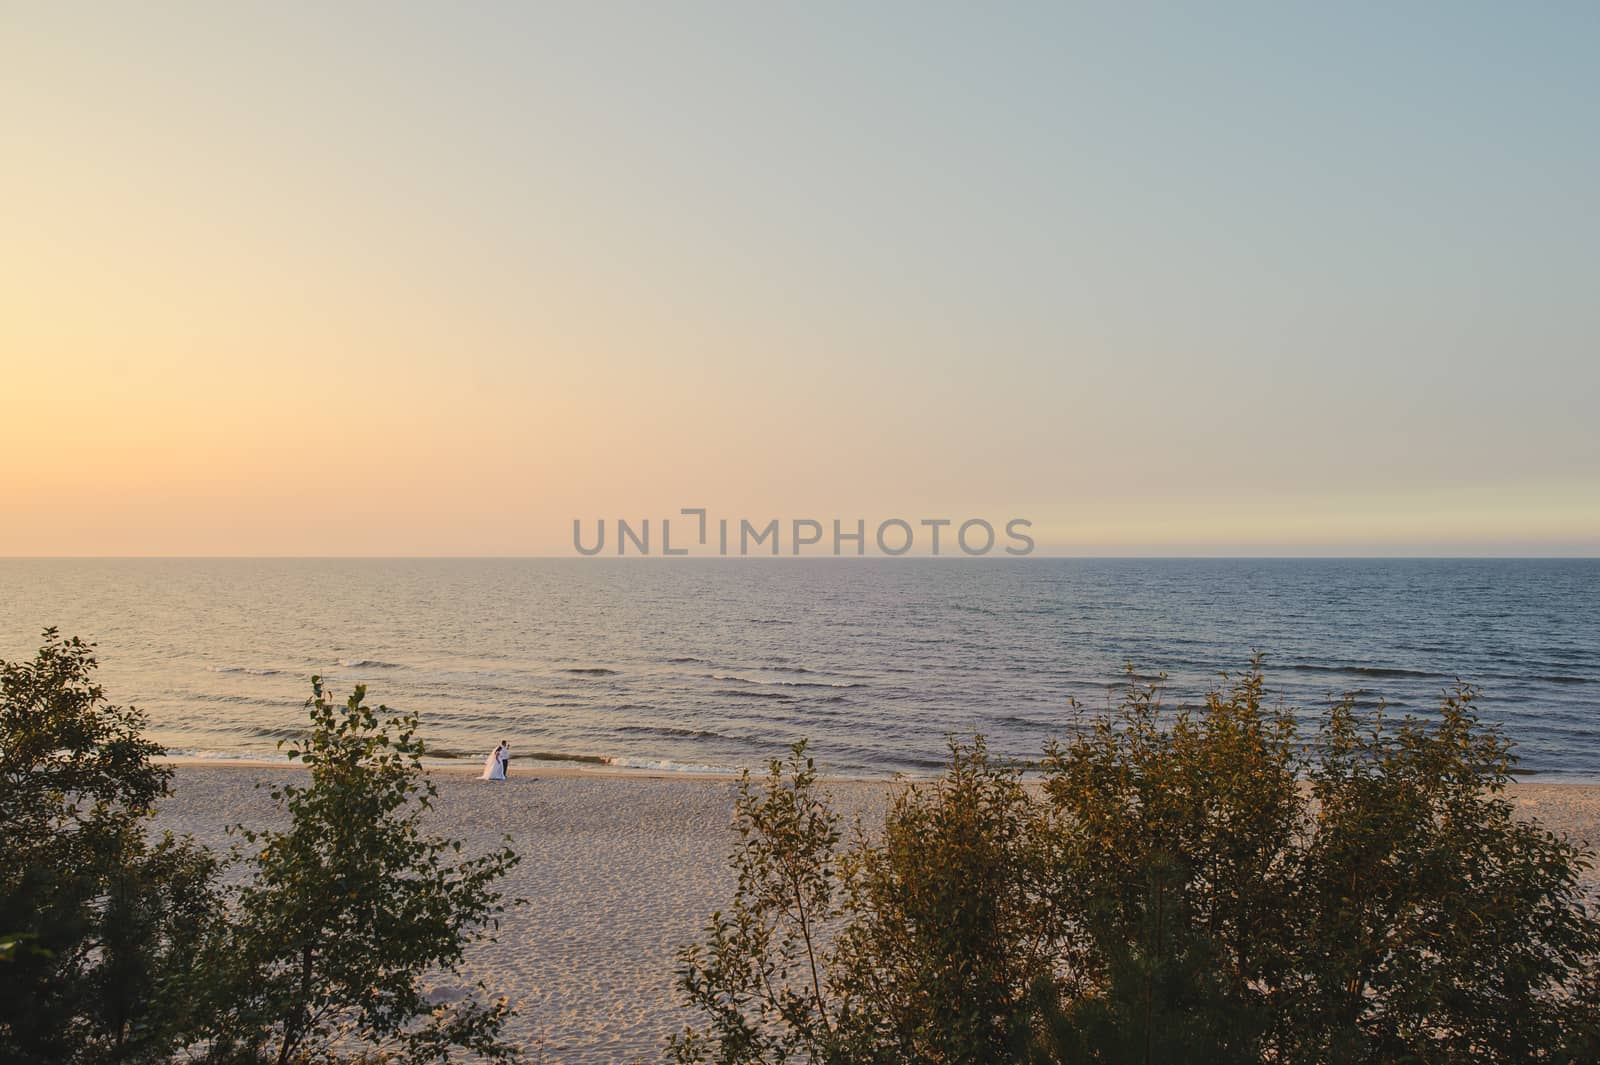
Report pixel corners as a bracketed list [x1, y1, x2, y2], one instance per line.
[153, 766, 1600, 1064]
[154, 764, 893, 1063]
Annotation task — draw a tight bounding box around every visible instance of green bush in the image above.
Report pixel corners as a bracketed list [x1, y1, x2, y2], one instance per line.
[1, 634, 522, 1065]
[0, 630, 220, 1065]
[671, 662, 1600, 1065]
[195, 682, 522, 1065]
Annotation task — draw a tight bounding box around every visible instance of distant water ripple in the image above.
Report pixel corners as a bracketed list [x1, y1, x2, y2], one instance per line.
[2, 559, 1597, 778]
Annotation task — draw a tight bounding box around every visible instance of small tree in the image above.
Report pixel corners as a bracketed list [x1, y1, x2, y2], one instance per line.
[1036, 665, 1300, 1063]
[670, 739, 1059, 1065]
[0, 629, 220, 1065]
[831, 738, 1056, 1063]
[203, 680, 520, 1065]
[668, 741, 844, 1064]
[1031, 669, 1600, 1064]
[671, 662, 1600, 1065]
[1280, 685, 1600, 1063]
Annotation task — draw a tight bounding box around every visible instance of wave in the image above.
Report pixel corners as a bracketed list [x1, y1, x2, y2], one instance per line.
[562, 667, 620, 676]
[714, 688, 794, 700]
[461, 747, 742, 773]
[159, 748, 293, 763]
[604, 755, 738, 774]
[616, 724, 727, 740]
[464, 745, 730, 772]
[1090, 673, 1167, 686]
[893, 754, 951, 771]
[180, 692, 281, 707]
[1286, 663, 1443, 679]
[706, 672, 864, 689]
[419, 748, 614, 766]
[337, 659, 403, 670]
[403, 747, 617, 766]
[519, 749, 610, 765]
[206, 665, 285, 676]
[994, 715, 1054, 729]
[245, 725, 306, 740]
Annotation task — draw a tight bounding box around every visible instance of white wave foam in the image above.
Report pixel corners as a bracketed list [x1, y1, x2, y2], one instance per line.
[159, 748, 293, 763]
[604, 755, 738, 775]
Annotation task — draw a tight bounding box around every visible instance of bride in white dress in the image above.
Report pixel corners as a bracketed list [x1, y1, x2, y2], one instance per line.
[481, 741, 508, 781]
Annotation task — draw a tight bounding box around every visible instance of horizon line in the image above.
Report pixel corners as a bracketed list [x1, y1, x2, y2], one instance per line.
[4, 554, 1599, 562]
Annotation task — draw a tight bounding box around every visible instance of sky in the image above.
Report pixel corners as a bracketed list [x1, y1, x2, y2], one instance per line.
[3, 2, 1597, 556]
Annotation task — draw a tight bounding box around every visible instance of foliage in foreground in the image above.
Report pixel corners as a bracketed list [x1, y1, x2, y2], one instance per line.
[1, 630, 219, 1064]
[669, 665, 1600, 1065]
[198, 682, 521, 1065]
[0, 633, 521, 1065]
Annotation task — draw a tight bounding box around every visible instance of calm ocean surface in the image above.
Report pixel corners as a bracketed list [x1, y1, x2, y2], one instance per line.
[3, 558, 1597, 779]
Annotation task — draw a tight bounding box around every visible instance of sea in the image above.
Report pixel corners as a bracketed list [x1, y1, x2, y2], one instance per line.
[3, 558, 1597, 779]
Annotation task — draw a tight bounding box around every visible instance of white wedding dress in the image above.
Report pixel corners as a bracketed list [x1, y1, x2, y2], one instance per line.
[481, 746, 507, 781]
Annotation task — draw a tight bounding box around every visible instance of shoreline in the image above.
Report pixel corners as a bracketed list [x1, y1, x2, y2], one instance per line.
[157, 755, 738, 782]
[154, 755, 900, 783]
[154, 754, 1600, 788]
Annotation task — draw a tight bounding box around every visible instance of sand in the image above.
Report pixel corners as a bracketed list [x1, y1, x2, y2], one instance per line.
[154, 765, 892, 1063]
[152, 766, 1600, 1064]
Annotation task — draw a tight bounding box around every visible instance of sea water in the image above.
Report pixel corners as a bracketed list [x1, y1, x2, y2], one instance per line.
[3, 558, 1596, 778]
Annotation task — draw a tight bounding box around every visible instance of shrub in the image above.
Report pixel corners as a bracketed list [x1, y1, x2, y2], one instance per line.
[1, 635, 525, 1065]
[831, 738, 1057, 1062]
[196, 681, 522, 1065]
[672, 662, 1600, 1065]
[667, 742, 843, 1064]
[1277, 686, 1600, 1062]
[0, 630, 220, 1065]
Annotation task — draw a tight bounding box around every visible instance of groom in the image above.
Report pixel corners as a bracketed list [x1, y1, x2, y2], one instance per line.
[498, 739, 510, 778]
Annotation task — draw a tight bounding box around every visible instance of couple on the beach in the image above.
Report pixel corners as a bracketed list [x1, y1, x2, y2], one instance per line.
[481, 740, 511, 781]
